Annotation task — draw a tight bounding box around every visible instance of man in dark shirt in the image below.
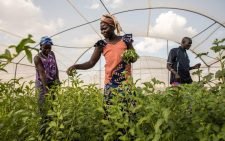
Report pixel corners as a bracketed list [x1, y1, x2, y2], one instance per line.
[167, 37, 201, 85]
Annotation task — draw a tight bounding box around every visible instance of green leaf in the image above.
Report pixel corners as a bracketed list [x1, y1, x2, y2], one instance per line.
[137, 116, 149, 126]
[49, 121, 57, 128]
[222, 56, 225, 60]
[59, 124, 64, 129]
[131, 105, 142, 113]
[212, 124, 220, 132]
[22, 116, 29, 123]
[162, 108, 170, 122]
[151, 78, 165, 85]
[25, 49, 32, 63]
[129, 127, 135, 136]
[47, 110, 56, 116]
[152, 134, 161, 141]
[213, 38, 225, 45]
[96, 107, 105, 113]
[211, 45, 225, 53]
[18, 126, 26, 135]
[211, 46, 221, 53]
[9, 45, 16, 48]
[215, 69, 225, 79]
[0, 68, 7, 72]
[101, 119, 110, 126]
[154, 119, 164, 133]
[115, 122, 125, 129]
[0, 49, 13, 61]
[16, 34, 35, 53]
[196, 52, 208, 58]
[14, 109, 25, 115]
[192, 69, 202, 76]
[119, 135, 129, 141]
[202, 73, 213, 82]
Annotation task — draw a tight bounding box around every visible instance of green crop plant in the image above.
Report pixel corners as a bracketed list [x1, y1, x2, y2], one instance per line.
[0, 38, 225, 141]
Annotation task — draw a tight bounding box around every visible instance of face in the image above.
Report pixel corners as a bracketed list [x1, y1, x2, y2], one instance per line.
[100, 22, 114, 38]
[41, 44, 52, 55]
[182, 38, 192, 50]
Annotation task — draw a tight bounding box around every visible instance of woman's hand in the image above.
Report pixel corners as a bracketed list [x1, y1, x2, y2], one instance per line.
[67, 65, 76, 76]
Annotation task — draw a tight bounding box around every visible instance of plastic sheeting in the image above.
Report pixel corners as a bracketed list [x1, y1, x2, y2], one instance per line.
[0, 0, 225, 87]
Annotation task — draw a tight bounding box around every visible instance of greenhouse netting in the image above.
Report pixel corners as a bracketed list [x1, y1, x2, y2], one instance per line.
[0, 0, 225, 87]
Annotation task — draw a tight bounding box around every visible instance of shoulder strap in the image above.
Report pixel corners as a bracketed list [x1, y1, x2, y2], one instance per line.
[122, 34, 133, 48]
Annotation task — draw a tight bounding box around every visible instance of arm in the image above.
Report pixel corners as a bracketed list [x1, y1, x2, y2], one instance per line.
[167, 49, 180, 81]
[167, 63, 179, 76]
[127, 42, 135, 50]
[189, 63, 201, 70]
[67, 47, 102, 75]
[34, 55, 48, 92]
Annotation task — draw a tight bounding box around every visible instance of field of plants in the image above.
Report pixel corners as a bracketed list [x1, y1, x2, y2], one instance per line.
[0, 37, 225, 141]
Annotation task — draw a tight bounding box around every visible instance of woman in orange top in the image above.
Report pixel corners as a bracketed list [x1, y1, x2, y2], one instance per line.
[67, 14, 137, 100]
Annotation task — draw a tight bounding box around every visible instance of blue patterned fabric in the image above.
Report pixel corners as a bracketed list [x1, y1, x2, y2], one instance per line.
[110, 61, 127, 85]
[122, 34, 133, 45]
[40, 36, 53, 46]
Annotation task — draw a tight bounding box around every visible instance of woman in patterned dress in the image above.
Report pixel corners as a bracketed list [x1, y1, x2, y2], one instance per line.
[67, 14, 137, 101]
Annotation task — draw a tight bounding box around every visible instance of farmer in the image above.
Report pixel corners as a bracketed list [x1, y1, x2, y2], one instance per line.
[167, 37, 201, 85]
[67, 14, 137, 101]
[34, 36, 60, 105]
[34, 36, 60, 136]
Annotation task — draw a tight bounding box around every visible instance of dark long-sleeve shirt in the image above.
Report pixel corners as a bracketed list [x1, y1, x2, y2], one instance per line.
[167, 46, 192, 84]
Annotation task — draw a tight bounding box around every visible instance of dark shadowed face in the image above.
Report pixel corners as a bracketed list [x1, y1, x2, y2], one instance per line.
[41, 44, 52, 56]
[182, 38, 192, 50]
[100, 22, 114, 39]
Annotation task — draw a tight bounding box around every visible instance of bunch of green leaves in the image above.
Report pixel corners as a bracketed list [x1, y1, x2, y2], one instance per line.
[122, 49, 139, 63]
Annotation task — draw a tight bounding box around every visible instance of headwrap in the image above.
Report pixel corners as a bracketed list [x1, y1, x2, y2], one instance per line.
[40, 36, 53, 46]
[101, 14, 122, 35]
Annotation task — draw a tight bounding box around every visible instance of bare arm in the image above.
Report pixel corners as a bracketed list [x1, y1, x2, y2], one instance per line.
[67, 47, 102, 75]
[34, 55, 48, 91]
[190, 63, 201, 70]
[167, 63, 178, 75]
[167, 63, 181, 82]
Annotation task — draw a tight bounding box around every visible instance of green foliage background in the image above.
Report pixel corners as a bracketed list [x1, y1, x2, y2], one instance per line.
[0, 37, 225, 141]
[1, 75, 225, 141]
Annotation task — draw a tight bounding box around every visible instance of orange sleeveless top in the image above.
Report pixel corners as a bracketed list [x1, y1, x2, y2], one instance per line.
[102, 39, 131, 84]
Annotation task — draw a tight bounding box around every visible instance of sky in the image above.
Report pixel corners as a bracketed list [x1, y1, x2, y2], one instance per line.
[0, 0, 225, 85]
